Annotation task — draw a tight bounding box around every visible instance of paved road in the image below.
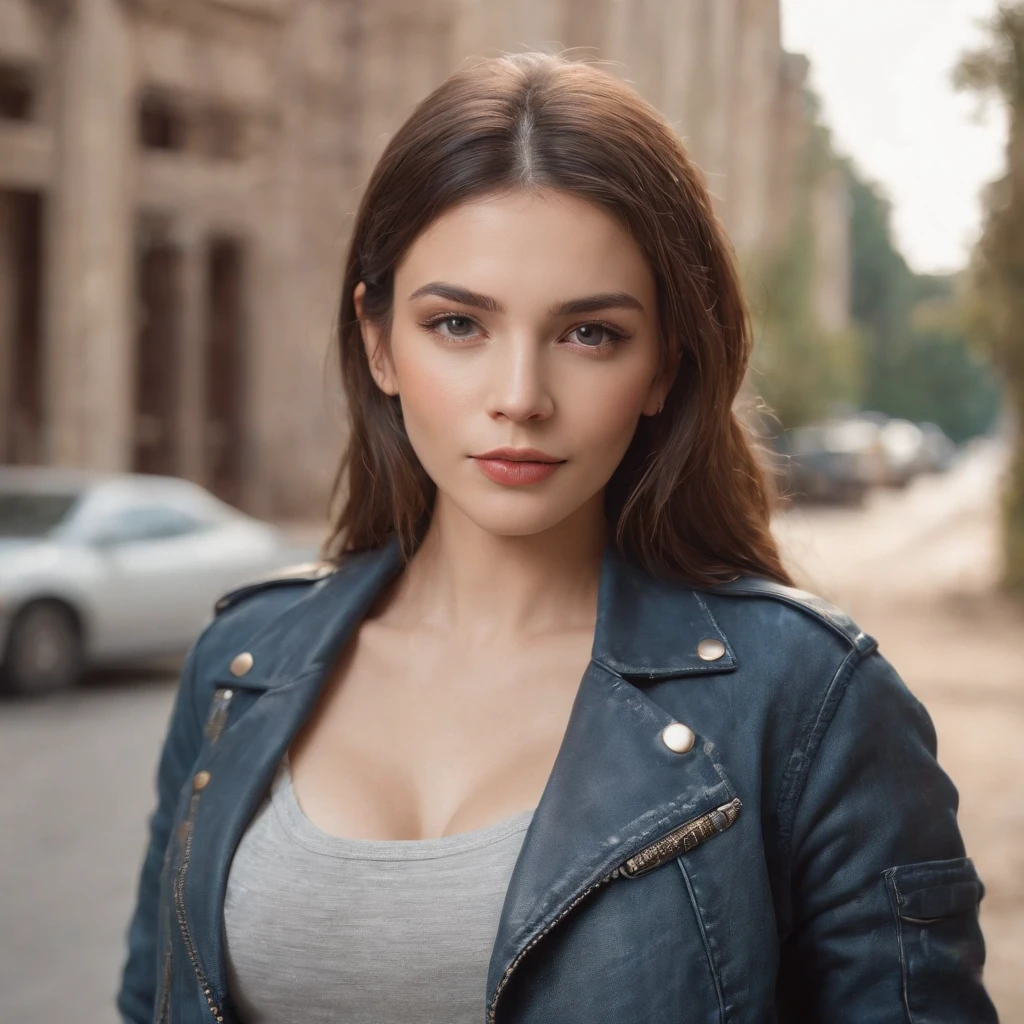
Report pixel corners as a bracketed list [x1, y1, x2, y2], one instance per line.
[1, 439, 1021, 1022]
[0, 666, 180, 1022]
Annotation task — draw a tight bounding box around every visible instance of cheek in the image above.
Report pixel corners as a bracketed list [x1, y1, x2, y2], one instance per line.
[565, 368, 654, 450]
[389, 336, 476, 443]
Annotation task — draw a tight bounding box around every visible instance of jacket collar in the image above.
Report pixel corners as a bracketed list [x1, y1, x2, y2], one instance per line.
[211, 532, 738, 693]
[591, 538, 737, 678]
[189, 534, 740, 1020]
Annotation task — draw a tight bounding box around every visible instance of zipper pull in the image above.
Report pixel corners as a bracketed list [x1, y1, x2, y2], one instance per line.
[203, 687, 235, 744]
[619, 797, 742, 878]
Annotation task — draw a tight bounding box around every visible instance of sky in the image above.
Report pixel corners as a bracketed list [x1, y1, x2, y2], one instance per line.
[781, 0, 1009, 275]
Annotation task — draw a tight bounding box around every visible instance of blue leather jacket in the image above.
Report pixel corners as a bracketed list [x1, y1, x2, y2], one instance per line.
[118, 535, 998, 1023]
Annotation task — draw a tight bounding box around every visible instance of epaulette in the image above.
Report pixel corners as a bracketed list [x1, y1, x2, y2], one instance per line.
[213, 561, 337, 615]
[705, 575, 874, 653]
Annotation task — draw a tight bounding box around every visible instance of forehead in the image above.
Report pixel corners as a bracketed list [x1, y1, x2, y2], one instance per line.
[395, 189, 655, 307]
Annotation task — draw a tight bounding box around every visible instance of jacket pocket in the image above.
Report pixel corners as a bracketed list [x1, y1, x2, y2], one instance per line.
[885, 857, 987, 1023]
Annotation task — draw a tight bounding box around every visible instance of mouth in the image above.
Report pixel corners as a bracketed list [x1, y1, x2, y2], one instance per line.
[470, 447, 565, 464]
[469, 448, 566, 487]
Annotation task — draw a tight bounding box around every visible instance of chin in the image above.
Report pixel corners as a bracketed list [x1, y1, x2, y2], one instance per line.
[451, 491, 585, 539]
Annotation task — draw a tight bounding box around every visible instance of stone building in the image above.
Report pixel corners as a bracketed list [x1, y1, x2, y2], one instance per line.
[0, 0, 844, 518]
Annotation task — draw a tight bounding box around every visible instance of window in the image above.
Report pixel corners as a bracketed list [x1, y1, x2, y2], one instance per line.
[139, 90, 188, 152]
[0, 491, 80, 537]
[0, 63, 34, 122]
[94, 504, 209, 545]
[200, 105, 246, 161]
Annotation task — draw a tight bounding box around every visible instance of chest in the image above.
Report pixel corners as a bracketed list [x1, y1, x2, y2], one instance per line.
[222, 760, 535, 1024]
[287, 622, 593, 839]
[161, 641, 785, 1024]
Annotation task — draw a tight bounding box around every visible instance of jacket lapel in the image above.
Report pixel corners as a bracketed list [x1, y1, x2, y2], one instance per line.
[179, 539, 406, 1017]
[485, 544, 740, 1019]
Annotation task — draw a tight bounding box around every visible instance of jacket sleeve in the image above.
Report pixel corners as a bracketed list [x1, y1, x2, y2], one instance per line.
[781, 647, 999, 1023]
[116, 638, 206, 1024]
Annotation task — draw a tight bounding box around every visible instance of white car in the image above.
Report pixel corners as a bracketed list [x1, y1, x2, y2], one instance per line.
[0, 467, 319, 695]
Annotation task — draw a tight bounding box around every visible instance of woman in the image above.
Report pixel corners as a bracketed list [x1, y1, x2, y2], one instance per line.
[118, 53, 997, 1023]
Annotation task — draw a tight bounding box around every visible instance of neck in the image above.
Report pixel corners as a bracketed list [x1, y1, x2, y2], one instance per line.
[388, 493, 608, 641]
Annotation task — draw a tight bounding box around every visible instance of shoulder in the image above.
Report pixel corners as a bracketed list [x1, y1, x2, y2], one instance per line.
[692, 575, 881, 711]
[700, 575, 876, 657]
[696, 578, 924, 778]
[211, 560, 338, 616]
[184, 559, 340, 685]
[184, 543, 405, 689]
[691, 575, 937, 764]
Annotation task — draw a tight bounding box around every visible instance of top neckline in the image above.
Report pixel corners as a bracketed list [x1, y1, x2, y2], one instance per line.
[271, 760, 537, 861]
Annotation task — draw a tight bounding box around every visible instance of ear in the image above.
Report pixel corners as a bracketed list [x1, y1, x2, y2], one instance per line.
[354, 281, 399, 397]
[641, 349, 679, 417]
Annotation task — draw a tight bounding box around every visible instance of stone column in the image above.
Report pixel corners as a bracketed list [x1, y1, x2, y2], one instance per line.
[766, 52, 810, 253]
[811, 165, 852, 332]
[660, 0, 705, 135]
[44, 0, 135, 469]
[0, 192, 14, 462]
[700, 0, 740, 226]
[726, 0, 783, 260]
[176, 219, 207, 484]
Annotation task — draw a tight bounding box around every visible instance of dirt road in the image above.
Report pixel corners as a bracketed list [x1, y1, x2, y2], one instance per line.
[775, 438, 1024, 1018]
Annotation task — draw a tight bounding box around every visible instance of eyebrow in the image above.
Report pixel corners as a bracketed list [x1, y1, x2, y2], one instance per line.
[408, 282, 505, 314]
[555, 292, 645, 316]
[407, 281, 645, 317]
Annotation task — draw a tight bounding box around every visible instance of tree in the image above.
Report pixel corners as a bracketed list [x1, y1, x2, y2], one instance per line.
[748, 90, 864, 431]
[749, 78, 1000, 447]
[956, 3, 1024, 594]
[846, 163, 1000, 443]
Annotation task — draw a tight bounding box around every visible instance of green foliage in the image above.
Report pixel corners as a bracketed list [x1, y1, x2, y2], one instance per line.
[846, 164, 1001, 442]
[750, 81, 1000, 447]
[956, 2, 1024, 594]
[847, 169, 913, 369]
[749, 92, 863, 430]
[747, 228, 864, 430]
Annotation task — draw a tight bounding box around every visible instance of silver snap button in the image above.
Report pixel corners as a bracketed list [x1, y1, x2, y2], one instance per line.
[230, 652, 254, 676]
[696, 638, 726, 661]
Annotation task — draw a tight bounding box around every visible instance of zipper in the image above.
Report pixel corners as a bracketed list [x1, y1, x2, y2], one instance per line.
[173, 791, 225, 1023]
[487, 865, 619, 1023]
[155, 818, 178, 1023]
[155, 945, 172, 1024]
[486, 797, 742, 1023]
[204, 688, 235, 745]
[617, 797, 741, 878]
[167, 688, 234, 1021]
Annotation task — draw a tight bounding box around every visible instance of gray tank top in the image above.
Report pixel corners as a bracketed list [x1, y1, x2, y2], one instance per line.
[223, 759, 535, 1023]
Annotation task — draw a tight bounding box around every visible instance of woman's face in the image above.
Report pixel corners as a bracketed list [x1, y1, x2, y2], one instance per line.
[356, 188, 672, 539]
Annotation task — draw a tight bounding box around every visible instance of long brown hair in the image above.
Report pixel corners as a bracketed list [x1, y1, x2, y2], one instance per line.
[325, 52, 793, 588]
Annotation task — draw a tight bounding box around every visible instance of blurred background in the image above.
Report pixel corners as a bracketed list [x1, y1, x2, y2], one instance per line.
[1, 0, 1022, 1019]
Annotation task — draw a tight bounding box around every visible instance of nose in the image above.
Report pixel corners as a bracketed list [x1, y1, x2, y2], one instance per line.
[484, 335, 555, 423]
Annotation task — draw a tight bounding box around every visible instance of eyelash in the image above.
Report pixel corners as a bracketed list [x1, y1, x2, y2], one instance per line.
[418, 312, 631, 353]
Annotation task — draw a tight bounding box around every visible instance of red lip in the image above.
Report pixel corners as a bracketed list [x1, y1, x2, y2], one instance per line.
[471, 447, 565, 463]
